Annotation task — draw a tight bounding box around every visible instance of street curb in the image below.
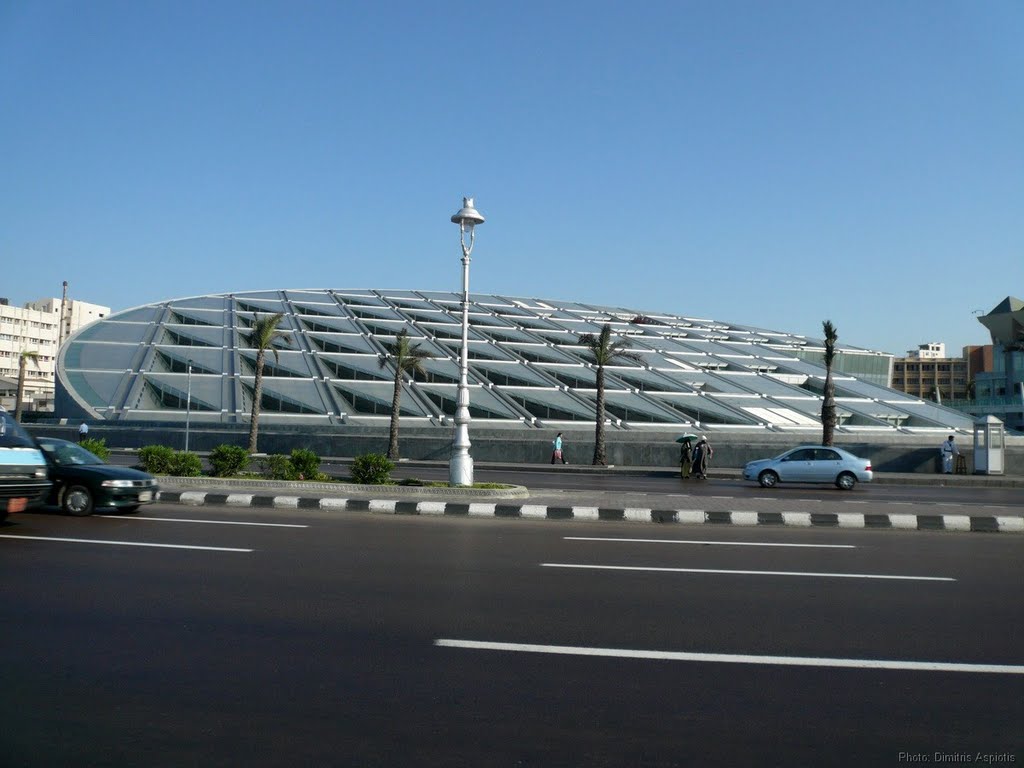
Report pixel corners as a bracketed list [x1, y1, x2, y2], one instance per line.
[155, 491, 1024, 533]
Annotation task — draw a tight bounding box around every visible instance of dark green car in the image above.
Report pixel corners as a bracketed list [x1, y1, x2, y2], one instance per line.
[35, 438, 159, 516]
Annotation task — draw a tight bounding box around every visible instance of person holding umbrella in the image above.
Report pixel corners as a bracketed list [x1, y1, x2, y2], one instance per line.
[676, 433, 697, 479]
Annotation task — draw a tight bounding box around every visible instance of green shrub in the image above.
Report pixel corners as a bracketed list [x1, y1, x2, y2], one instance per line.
[265, 454, 298, 481]
[350, 453, 394, 485]
[139, 445, 175, 474]
[79, 437, 110, 461]
[169, 451, 203, 477]
[289, 448, 321, 480]
[209, 444, 250, 477]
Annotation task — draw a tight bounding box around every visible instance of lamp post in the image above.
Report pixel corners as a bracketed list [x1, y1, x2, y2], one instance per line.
[449, 197, 485, 487]
[185, 359, 193, 452]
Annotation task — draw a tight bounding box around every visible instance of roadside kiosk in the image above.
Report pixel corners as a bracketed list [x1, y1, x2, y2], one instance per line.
[973, 415, 1004, 475]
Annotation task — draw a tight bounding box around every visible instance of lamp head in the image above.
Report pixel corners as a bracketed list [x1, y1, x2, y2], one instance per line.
[451, 197, 485, 228]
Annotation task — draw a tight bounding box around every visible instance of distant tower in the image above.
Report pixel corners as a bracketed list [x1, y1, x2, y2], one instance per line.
[57, 281, 69, 348]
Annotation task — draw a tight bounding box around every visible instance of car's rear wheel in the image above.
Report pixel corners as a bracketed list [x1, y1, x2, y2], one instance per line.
[836, 472, 857, 491]
[62, 485, 94, 516]
[758, 470, 779, 488]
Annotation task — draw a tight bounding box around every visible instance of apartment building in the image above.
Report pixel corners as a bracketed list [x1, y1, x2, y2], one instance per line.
[890, 342, 972, 402]
[0, 297, 110, 412]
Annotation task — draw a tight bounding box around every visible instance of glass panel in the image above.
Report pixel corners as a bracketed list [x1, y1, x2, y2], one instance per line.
[73, 322, 149, 343]
[64, 342, 140, 370]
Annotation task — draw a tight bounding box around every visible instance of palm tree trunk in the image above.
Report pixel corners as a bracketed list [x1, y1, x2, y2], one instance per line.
[387, 374, 402, 459]
[821, 371, 836, 446]
[593, 366, 607, 465]
[248, 351, 265, 454]
[14, 354, 27, 422]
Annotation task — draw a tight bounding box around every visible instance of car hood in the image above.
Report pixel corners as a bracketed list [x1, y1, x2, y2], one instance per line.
[743, 459, 772, 470]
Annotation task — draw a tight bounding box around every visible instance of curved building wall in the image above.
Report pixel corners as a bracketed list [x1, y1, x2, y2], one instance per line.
[54, 289, 974, 435]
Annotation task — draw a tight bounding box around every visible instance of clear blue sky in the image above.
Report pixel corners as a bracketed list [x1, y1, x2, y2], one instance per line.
[2, 1, 1021, 356]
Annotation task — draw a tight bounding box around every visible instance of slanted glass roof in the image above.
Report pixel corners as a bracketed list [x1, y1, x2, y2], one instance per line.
[55, 288, 977, 433]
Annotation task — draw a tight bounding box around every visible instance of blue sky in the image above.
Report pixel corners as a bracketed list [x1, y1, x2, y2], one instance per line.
[2, 1, 1021, 356]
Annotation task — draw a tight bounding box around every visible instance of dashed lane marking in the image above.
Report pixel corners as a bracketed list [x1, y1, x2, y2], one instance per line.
[0, 535, 253, 552]
[541, 563, 954, 582]
[96, 515, 308, 528]
[564, 536, 854, 549]
[434, 639, 1024, 675]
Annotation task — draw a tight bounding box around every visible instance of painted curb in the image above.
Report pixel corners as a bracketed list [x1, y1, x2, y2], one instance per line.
[155, 491, 1022, 533]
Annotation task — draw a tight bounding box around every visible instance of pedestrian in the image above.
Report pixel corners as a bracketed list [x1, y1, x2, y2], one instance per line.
[78, 422, 89, 442]
[692, 435, 713, 479]
[679, 438, 693, 479]
[551, 432, 567, 464]
[940, 434, 960, 474]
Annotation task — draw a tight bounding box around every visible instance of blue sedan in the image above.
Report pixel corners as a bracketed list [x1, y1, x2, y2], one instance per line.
[743, 445, 873, 490]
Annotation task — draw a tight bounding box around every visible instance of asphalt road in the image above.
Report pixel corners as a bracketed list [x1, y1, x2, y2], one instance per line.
[2, 503, 1021, 767]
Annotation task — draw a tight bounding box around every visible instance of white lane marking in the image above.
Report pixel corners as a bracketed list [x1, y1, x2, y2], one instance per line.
[564, 536, 854, 549]
[541, 563, 953, 582]
[841, 500, 869, 504]
[0, 535, 252, 552]
[96, 515, 307, 528]
[434, 639, 1024, 675]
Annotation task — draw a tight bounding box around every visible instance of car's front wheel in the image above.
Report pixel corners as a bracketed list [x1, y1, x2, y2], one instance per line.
[758, 470, 779, 488]
[62, 485, 94, 516]
[835, 472, 857, 491]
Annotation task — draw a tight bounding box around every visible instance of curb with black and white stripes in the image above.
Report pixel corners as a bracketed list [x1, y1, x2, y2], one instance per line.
[157, 491, 1024, 533]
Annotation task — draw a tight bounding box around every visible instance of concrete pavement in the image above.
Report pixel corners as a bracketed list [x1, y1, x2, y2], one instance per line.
[153, 462, 1024, 534]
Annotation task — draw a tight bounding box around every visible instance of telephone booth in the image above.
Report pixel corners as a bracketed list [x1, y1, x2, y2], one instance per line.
[973, 415, 1004, 475]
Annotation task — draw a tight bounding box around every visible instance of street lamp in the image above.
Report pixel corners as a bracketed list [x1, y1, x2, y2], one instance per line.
[449, 197, 485, 487]
[185, 359, 193, 452]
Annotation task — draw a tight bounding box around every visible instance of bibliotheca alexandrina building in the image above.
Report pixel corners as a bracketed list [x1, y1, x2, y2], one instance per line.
[55, 288, 974, 435]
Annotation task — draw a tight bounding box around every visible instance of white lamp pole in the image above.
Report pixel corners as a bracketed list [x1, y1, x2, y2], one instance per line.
[185, 359, 193, 452]
[449, 197, 485, 487]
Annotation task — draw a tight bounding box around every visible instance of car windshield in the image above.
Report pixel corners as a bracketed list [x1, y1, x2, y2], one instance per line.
[40, 441, 104, 466]
[0, 411, 37, 448]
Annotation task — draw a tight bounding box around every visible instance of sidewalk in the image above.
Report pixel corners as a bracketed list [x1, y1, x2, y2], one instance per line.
[155, 462, 1024, 535]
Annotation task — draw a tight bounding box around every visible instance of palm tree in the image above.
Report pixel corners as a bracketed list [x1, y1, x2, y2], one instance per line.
[578, 323, 640, 465]
[378, 328, 431, 460]
[14, 350, 40, 422]
[821, 320, 838, 446]
[244, 313, 289, 454]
